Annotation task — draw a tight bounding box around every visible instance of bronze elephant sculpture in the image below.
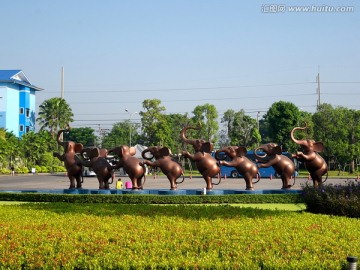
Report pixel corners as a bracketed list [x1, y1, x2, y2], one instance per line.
[180, 126, 220, 190]
[142, 146, 184, 190]
[215, 146, 259, 190]
[53, 127, 84, 189]
[76, 147, 116, 189]
[291, 124, 328, 188]
[109, 145, 146, 190]
[254, 143, 295, 189]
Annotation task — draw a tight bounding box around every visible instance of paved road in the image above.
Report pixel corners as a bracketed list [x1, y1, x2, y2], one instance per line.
[0, 173, 356, 191]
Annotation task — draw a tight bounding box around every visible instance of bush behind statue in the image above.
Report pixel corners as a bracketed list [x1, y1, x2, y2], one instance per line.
[302, 181, 360, 218]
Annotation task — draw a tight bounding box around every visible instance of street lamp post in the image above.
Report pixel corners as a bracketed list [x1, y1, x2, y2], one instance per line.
[125, 109, 138, 146]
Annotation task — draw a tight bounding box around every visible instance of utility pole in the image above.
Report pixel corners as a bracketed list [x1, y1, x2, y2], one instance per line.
[316, 66, 321, 108]
[61, 67, 64, 99]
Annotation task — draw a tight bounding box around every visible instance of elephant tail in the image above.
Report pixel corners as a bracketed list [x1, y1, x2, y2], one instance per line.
[175, 173, 186, 185]
[252, 172, 261, 184]
[322, 171, 329, 184]
[212, 173, 222, 186]
[137, 163, 147, 189]
[109, 171, 115, 185]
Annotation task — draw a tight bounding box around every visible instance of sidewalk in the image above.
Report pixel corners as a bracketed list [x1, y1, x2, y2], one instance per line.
[0, 173, 352, 191]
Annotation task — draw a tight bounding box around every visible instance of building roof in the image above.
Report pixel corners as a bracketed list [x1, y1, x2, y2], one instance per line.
[0, 70, 43, 91]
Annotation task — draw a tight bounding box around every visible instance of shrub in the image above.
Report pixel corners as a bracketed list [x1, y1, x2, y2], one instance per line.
[302, 181, 360, 218]
[0, 203, 357, 269]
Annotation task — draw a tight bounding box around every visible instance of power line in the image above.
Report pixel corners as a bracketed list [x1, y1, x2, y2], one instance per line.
[40, 82, 315, 94]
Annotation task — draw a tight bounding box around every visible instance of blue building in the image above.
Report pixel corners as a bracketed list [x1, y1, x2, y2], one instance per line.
[0, 70, 43, 137]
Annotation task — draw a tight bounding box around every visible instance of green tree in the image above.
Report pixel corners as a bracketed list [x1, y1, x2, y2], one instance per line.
[164, 113, 191, 154]
[221, 109, 261, 148]
[140, 99, 171, 146]
[191, 103, 219, 142]
[262, 101, 301, 151]
[66, 127, 97, 147]
[102, 121, 140, 148]
[19, 130, 55, 168]
[313, 104, 360, 172]
[37, 97, 74, 138]
[0, 129, 20, 169]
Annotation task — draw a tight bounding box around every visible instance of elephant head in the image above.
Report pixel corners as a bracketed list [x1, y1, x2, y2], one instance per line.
[291, 124, 324, 154]
[56, 127, 83, 154]
[81, 147, 100, 160]
[215, 146, 247, 160]
[81, 147, 108, 160]
[254, 143, 282, 158]
[108, 145, 136, 158]
[180, 126, 213, 153]
[142, 146, 172, 160]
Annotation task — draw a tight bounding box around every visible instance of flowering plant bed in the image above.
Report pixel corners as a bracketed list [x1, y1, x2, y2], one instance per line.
[0, 203, 358, 269]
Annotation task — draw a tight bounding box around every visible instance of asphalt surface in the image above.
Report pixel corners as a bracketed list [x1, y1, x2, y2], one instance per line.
[0, 173, 356, 191]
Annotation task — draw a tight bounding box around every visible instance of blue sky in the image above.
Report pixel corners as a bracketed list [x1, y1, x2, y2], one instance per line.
[1, 0, 359, 130]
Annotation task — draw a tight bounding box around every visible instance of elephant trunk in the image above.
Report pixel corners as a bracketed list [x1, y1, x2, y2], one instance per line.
[254, 146, 267, 159]
[215, 149, 227, 160]
[80, 149, 89, 160]
[141, 148, 153, 160]
[180, 126, 199, 145]
[56, 126, 70, 146]
[291, 123, 308, 145]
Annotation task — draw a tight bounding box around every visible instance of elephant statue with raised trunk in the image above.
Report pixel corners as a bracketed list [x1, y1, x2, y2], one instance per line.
[109, 145, 146, 190]
[215, 146, 259, 190]
[254, 143, 295, 189]
[291, 124, 328, 188]
[76, 147, 116, 189]
[53, 127, 84, 189]
[142, 146, 184, 190]
[180, 126, 221, 190]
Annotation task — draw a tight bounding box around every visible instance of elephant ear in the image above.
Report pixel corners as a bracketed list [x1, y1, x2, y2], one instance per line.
[159, 147, 171, 157]
[99, 148, 108, 157]
[129, 146, 136, 156]
[313, 142, 325, 152]
[74, 143, 83, 153]
[89, 148, 100, 158]
[273, 145, 282, 155]
[235, 146, 247, 157]
[201, 142, 213, 153]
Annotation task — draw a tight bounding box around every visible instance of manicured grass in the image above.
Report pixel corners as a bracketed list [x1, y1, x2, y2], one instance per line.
[232, 203, 306, 211]
[0, 203, 357, 269]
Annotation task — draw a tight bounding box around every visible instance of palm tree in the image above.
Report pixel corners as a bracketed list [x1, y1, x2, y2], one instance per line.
[36, 98, 74, 138]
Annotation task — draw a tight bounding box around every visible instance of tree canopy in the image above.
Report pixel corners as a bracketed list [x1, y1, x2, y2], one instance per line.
[36, 98, 74, 138]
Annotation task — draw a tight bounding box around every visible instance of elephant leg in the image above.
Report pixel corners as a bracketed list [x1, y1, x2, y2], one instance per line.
[281, 176, 291, 189]
[136, 178, 143, 190]
[104, 179, 110, 190]
[68, 176, 76, 189]
[311, 173, 322, 188]
[131, 179, 139, 190]
[98, 178, 105, 189]
[169, 178, 177, 190]
[204, 176, 213, 190]
[75, 176, 82, 189]
[243, 175, 254, 190]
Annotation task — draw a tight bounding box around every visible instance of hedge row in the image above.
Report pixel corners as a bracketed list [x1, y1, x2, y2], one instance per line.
[302, 181, 360, 218]
[0, 192, 304, 204]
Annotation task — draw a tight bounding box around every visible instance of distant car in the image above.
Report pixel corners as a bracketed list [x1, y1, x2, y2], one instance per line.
[83, 167, 96, 177]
